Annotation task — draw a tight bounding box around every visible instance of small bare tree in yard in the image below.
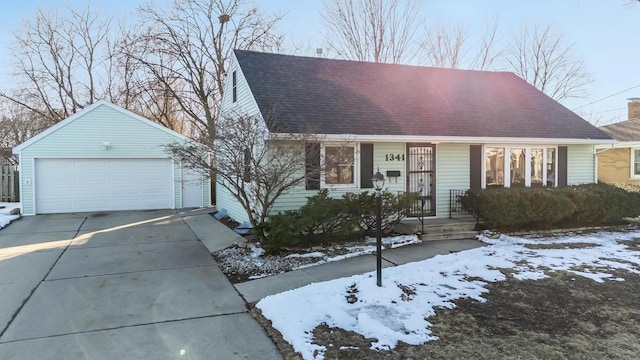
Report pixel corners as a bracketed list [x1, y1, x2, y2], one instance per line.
[506, 24, 590, 102]
[124, 0, 283, 144]
[164, 111, 325, 240]
[322, 0, 421, 64]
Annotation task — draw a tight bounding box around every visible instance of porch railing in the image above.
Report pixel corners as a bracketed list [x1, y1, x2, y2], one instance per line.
[449, 189, 480, 229]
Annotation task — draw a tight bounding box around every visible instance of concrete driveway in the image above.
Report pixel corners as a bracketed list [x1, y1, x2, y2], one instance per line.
[0, 210, 281, 360]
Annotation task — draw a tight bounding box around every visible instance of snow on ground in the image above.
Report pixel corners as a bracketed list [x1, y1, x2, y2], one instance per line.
[0, 202, 20, 229]
[256, 230, 640, 360]
[215, 235, 421, 280]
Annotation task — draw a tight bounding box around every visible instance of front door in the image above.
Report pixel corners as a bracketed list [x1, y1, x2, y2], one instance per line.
[406, 144, 436, 217]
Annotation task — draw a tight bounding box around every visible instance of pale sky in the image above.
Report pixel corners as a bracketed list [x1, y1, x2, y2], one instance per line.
[0, 0, 639, 125]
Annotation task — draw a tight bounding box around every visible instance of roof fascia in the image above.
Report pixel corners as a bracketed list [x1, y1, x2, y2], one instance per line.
[268, 133, 615, 145]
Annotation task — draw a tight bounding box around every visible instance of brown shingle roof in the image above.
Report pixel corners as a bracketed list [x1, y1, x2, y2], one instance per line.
[235, 50, 610, 140]
[599, 119, 640, 141]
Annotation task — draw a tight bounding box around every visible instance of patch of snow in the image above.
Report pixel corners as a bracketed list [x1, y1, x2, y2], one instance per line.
[257, 230, 640, 360]
[0, 213, 19, 229]
[0, 202, 20, 215]
[286, 252, 326, 259]
[215, 234, 422, 280]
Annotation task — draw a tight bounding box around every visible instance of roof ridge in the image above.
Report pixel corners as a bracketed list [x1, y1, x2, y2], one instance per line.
[233, 49, 513, 75]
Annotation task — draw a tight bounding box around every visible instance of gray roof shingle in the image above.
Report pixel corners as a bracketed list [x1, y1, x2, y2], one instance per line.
[235, 50, 610, 140]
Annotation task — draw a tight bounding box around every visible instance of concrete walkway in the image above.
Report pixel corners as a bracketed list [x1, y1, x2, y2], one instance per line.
[233, 238, 484, 303]
[189, 215, 485, 304]
[0, 209, 281, 360]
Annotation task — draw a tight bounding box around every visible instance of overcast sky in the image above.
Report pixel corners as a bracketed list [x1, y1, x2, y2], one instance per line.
[1, 0, 638, 125]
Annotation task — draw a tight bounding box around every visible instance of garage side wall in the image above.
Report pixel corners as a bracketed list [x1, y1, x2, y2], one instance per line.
[19, 104, 190, 215]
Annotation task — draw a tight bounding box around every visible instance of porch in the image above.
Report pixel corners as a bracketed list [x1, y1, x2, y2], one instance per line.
[395, 188, 480, 241]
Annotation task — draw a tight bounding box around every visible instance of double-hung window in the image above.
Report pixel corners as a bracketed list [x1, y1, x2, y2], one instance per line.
[632, 149, 640, 178]
[322, 144, 358, 188]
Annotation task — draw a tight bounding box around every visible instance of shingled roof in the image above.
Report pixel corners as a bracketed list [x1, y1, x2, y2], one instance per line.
[599, 120, 640, 142]
[235, 50, 610, 141]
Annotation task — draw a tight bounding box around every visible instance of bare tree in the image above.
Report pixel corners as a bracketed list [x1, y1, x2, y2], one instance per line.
[0, 5, 117, 125]
[420, 17, 503, 70]
[164, 110, 326, 239]
[123, 0, 283, 144]
[505, 24, 590, 102]
[420, 22, 471, 69]
[0, 100, 48, 164]
[322, 0, 421, 64]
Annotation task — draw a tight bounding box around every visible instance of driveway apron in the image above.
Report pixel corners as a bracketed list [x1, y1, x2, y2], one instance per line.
[0, 210, 281, 360]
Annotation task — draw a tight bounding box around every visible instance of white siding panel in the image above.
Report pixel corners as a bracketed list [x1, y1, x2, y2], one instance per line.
[216, 181, 250, 224]
[436, 144, 470, 218]
[568, 144, 596, 185]
[271, 142, 408, 215]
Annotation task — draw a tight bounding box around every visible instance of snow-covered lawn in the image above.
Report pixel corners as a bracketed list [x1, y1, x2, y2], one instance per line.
[0, 202, 20, 229]
[256, 230, 640, 360]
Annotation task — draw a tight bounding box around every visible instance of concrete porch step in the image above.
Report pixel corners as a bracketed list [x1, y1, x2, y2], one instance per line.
[419, 230, 479, 242]
[395, 218, 477, 235]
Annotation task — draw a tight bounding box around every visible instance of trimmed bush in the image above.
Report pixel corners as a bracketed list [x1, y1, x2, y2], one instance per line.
[342, 190, 418, 235]
[263, 189, 416, 254]
[463, 183, 640, 231]
[556, 183, 640, 226]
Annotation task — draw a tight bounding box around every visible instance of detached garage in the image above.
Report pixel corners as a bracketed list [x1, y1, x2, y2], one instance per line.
[13, 101, 211, 215]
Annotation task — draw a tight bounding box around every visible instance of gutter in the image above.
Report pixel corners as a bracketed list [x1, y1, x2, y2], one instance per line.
[269, 133, 616, 145]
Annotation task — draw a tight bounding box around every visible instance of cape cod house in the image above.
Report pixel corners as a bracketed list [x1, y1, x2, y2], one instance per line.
[217, 50, 613, 224]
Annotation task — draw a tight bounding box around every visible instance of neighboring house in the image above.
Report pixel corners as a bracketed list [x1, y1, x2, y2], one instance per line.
[218, 50, 613, 224]
[597, 98, 640, 185]
[13, 101, 210, 215]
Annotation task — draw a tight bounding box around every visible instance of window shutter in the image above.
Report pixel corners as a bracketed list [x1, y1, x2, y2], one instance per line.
[232, 71, 237, 103]
[558, 146, 568, 187]
[470, 145, 482, 191]
[360, 143, 374, 188]
[305, 143, 320, 190]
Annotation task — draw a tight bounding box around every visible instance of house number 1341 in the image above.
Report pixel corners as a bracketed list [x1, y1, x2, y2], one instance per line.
[385, 153, 405, 161]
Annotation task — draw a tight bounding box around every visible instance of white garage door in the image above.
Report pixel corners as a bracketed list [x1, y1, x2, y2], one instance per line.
[35, 158, 174, 214]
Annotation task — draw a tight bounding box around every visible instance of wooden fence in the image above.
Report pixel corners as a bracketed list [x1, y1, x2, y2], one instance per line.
[1, 165, 19, 202]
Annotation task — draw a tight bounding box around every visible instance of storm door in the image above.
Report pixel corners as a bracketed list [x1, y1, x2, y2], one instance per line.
[406, 144, 436, 217]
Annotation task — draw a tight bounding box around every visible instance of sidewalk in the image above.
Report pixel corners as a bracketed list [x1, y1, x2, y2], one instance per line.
[183, 210, 485, 304]
[236, 238, 484, 303]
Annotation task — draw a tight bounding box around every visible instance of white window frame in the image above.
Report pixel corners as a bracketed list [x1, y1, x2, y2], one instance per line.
[320, 143, 359, 189]
[482, 145, 557, 188]
[630, 148, 640, 179]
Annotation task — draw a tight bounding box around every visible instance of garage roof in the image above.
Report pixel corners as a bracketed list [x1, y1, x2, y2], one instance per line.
[13, 101, 192, 153]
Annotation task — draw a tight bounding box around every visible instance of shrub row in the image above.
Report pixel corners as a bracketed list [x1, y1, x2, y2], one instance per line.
[262, 189, 417, 254]
[462, 183, 640, 231]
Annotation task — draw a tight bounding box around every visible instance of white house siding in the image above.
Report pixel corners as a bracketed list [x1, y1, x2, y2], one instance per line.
[435, 143, 470, 218]
[216, 181, 251, 224]
[567, 144, 596, 185]
[270, 142, 407, 215]
[18, 104, 205, 215]
[220, 54, 262, 121]
[373, 143, 406, 195]
[216, 52, 264, 218]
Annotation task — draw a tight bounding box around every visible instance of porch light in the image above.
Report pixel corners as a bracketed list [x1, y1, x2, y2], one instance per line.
[102, 142, 111, 150]
[371, 167, 385, 287]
